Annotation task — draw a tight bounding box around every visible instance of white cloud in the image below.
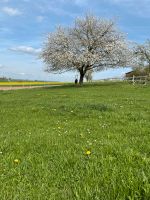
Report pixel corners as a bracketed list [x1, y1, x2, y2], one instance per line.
[0, 64, 5, 68]
[36, 15, 45, 23]
[74, 0, 88, 6]
[48, 6, 77, 17]
[0, 0, 10, 2]
[107, 0, 150, 18]
[55, 0, 88, 6]
[2, 7, 22, 16]
[0, 27, 12, 33]
[9, 46, 41, 55]
[33, 0, 79, 17]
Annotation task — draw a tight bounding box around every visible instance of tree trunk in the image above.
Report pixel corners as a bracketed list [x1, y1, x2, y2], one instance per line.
[79, 73, 84, 85]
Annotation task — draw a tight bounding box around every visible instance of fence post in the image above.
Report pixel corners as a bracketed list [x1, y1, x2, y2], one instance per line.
[145, 76, 147, 85]
[132, 75, 135, 85]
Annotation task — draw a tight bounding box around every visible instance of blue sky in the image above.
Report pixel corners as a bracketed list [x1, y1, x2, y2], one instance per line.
[0, 0, 150, 81]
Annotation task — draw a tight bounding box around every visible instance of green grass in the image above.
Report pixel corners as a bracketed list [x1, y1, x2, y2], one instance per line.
[0, 82, 150, 200]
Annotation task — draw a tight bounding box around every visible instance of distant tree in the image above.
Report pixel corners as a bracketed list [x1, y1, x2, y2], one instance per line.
[41, 14, 131, 84]
[134, 40, 150, 76]
[126, 69, 148, 78]
[85, 69, 93, 82]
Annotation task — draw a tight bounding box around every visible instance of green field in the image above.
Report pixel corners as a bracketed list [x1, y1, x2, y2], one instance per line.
[0, 82, 150, 200]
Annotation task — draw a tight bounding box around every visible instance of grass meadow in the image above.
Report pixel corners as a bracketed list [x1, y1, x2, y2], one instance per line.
[0, 82, 150, 200]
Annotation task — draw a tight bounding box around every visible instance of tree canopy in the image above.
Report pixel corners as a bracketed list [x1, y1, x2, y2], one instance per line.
[41, 14, 132, 84]
[134, 40, 150, 75]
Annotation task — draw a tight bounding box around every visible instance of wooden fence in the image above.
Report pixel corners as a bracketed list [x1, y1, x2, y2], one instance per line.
[94, 76, 150, 85]
[124, 75, 149, 85]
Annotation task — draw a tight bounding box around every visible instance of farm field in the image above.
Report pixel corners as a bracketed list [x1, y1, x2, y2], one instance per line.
[0, 81, 64, 87]
[0, 82, 150, 200]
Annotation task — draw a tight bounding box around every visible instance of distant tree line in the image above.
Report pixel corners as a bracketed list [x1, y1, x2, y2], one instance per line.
[126, 67, 150, 77]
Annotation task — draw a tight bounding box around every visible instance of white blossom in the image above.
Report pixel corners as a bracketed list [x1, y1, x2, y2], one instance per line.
[133, 40, 150, 74]
[41, 14, 132, 84]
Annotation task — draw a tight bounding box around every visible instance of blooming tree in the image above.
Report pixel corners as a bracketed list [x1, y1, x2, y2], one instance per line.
[134, 40, 150, 75]
[41, 14, 131, 84]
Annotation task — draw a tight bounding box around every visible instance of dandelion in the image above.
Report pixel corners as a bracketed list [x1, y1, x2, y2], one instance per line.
[71, 110, 74, 113]
[86, 150, 91, 156]
[87, 129, 91, 133]
[14, 159, 20, 164]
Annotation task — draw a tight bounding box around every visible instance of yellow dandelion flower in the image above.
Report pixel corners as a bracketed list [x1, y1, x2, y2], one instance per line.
[86, 150, 91, 155]
[14, 159, 20, 164]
